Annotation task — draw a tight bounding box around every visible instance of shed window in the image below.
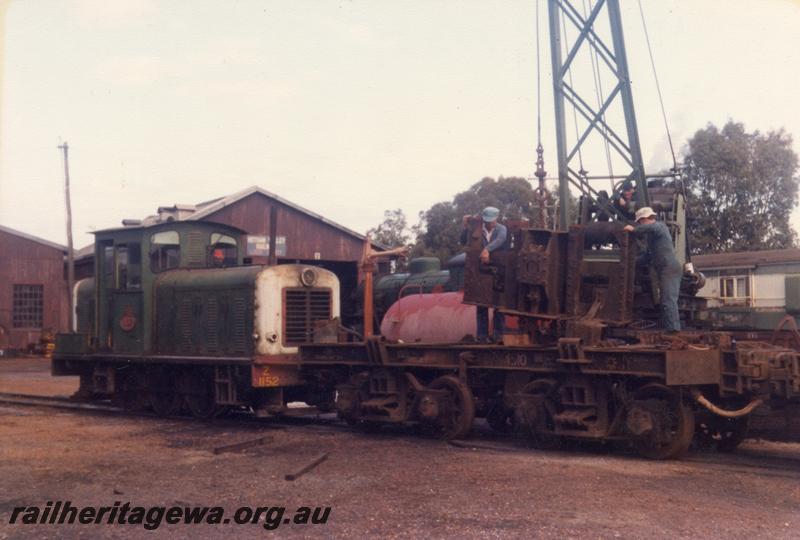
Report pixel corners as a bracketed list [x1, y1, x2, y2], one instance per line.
[150, 231, 181, 272]
[209, 233, 237, 267]
[12, 285, 43, 328]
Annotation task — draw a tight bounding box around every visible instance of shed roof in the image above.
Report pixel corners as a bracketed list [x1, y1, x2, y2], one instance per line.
[0, 223, 67, 253]
[693, 248, 800, 270]
[185, 185, 378, 247]
[75, 185, 390, 262]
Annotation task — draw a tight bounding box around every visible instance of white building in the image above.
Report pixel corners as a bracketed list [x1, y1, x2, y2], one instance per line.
[693, 248, 800, 329]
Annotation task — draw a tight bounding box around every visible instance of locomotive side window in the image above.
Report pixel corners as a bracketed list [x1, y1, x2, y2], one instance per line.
[102, 243, 115, 284]
[150, 231, 181, 272]
[116, 246, 129, 289]
[209, 233, 237, 267]
[115, 243, 142, 289]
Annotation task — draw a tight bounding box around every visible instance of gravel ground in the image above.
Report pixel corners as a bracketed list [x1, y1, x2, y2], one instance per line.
[0, 357, 78, 397]
[1, 358, 799, 539]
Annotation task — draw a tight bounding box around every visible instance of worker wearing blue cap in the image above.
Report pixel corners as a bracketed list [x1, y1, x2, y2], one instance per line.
[461, 206, 508, 342]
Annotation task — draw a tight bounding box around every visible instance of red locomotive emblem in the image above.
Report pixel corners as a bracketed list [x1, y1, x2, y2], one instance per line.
[119, 306, 137, 332]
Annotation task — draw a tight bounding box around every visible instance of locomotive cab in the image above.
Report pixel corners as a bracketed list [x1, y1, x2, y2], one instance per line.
[85, 221, 246, 355]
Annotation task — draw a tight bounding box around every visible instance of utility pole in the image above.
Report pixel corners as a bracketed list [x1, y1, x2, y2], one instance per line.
[58, 142, 75, 332]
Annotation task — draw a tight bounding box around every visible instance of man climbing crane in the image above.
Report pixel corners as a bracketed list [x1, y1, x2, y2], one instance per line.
[624, 207, 682, 332]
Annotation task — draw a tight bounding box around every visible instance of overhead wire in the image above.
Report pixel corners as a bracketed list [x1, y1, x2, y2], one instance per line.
[534, 0, 555, 229]
[536, 0, 542, 148]
[637, 0, 678, 172]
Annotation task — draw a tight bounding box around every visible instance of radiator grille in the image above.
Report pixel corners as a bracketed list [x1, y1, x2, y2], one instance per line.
[284, 288, 332, 346]
[206, 298, 219, 353]
[232, 297, 247, 354]
[177, 297, 193, 353]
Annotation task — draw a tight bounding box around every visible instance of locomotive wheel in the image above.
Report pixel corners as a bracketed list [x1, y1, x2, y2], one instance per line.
[180, 371, 225, 420]
[632, 385, 695, 460]
[696, 414, 749, 453]
[185, 392, 225, 420]
[146, 369, 182, 417]
[113, 370, 147, 411]
[148, 387, 182, 417]
[514, 379, 560, 450]
[427, 375, 475, 440]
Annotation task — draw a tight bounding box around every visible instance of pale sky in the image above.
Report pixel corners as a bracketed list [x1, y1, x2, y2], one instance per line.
[1, 0, 799, 249]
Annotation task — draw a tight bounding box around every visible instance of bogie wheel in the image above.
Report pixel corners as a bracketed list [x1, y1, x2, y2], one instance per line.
[696, 414, 749, 453]
[338, 373, 369, 427]
[514, 379, 560, 450]
[632, 385, 695, 460]
[486, 403, 515, 434]
[427, 375, 475, 440]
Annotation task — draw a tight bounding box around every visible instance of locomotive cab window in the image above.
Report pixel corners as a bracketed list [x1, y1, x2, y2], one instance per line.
[209, 233, 237, 267]
[115, 243, 142, 289]
[101, 242, 115, 284]
[150, 231, 181, 272]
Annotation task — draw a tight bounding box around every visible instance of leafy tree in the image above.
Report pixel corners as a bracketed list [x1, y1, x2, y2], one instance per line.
[684, 121, 799, 253]
[367, 208, 411, 248]
[412, 176, 556, 262]
[367, 208, 412, 271]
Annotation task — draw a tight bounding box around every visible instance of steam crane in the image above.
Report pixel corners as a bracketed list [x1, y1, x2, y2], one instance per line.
[298, 0, 800, 460]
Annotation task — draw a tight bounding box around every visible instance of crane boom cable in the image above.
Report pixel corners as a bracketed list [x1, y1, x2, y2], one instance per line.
[536, 0, 542, 146]
[637, 0, 677, 171]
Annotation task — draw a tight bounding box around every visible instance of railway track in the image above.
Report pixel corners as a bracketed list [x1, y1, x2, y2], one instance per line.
[0, 392, 119, 412]
[2, 391, 798, 475]
[0, 391, 344, 430]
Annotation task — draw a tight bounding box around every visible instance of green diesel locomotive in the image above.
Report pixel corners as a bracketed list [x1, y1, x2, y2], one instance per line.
[53, 220, 340, 418]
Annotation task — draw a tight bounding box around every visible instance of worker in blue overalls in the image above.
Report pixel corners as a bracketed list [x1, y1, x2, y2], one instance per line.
[462, 206, 508, 342]
[624, 207, 682, 332]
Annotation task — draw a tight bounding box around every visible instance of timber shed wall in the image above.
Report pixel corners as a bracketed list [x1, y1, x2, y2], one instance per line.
[199, 192, 365, 262]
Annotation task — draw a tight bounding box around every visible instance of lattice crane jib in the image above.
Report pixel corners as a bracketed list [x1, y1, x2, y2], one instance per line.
[547, 0, 650, 229]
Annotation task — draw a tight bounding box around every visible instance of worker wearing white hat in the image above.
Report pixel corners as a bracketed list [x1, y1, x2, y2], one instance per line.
[624, 207, 682, 332]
